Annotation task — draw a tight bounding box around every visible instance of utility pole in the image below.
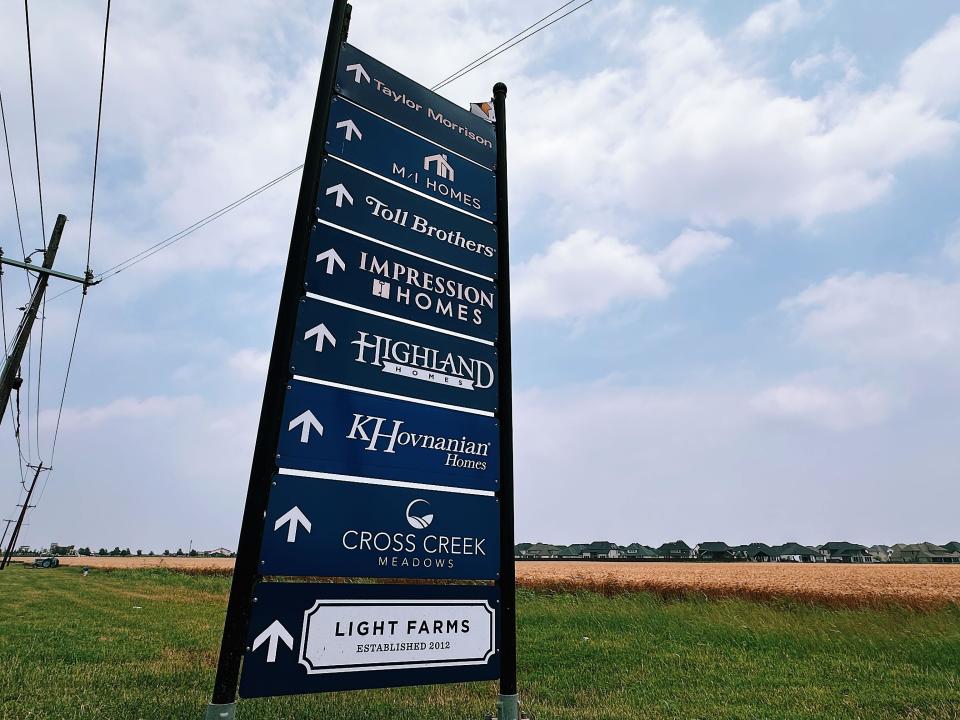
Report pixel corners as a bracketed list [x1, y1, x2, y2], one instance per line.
[0, 214, 68, 420]
[0, 519, 14, 551]
[1, 463, 44, 569]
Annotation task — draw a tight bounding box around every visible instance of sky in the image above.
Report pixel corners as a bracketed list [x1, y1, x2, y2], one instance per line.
[1, 0, 959, 553]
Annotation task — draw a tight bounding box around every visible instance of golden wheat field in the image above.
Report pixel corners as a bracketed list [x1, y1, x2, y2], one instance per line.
[518, 560, 960, 608]
[39, 556, 960, 608]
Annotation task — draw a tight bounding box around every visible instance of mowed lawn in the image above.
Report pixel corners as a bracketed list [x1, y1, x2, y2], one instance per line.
[1, 566, 959, 720]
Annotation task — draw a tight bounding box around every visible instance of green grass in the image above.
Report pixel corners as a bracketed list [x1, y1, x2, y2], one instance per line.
[1, 565, 958, 719]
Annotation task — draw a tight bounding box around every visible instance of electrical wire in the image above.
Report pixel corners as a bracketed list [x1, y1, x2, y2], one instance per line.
[0, 88, 28, 264]
[430, 0, 580, 91]
[36, 293, 85, 504]
[86, 0, 111, 276]
[34, 0, 111, 508]
[24, 0, 46, 244]
[45, 1, 593, 299]
[45, 164, 304, 304]
[0, 267, 7, 353]
[433, 0, 594, 91]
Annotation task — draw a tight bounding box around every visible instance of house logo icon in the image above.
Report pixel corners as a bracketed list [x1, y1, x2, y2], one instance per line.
[423, 153, 454, 182]
[405, 499, 434, 529]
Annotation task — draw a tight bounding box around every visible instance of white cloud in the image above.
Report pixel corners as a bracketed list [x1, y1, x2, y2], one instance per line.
[40, 395, 202, 432]
[900, 15, 960, 108]
[656, 229, 732, 275]
[512, 230, 666, 321]
[509, 9, 958, 227]
[228, 348, 270, 382]
[512, 227, 731, 321]
[945, 225, 960, 265]
[739, 0, 822, 41]
[780, 272, 960, 363]
[751, 382, 890, 431]
[790, 46, 862, 84]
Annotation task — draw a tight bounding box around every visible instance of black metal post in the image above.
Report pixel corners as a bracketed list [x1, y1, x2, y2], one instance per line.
[205, 2, 350, 716]
[492, 83, 520, 720]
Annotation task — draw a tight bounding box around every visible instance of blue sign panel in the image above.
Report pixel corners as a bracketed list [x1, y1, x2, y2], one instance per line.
[305, 223, 497, 342]
[260, 476, 499, 580]
[316, 157, 497, 278]
[290, 296, 497, 413]
[277, 380, 498, 491]
[326, 96, 496, 222]
[239, 582, 500, 698]
[336, 43, 496, 169]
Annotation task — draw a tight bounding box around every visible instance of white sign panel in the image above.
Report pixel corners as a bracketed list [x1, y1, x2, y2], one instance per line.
[298, 599, 496, 674]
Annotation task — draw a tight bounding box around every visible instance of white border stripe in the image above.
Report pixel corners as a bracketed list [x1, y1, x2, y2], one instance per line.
[305, 292, 493, 346]
[292, 375, 495, 417]
[277, 467, 496, 497]
[328, 156, 492, 225]
[315, 218, 493, 282]
[336, 96, 493, 172]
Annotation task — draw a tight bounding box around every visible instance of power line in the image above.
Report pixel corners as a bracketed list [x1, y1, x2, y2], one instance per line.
[433, 0, 594, 91]
[35, 0, 111, 509]
[0, 88, 28, 263]
[430, 0, 580, 91]
[45, 164, 303, 304]
[47, 1, 589, 298]
[37, 293, 85, 506]
[86, 0, 111, 276]
[24, 0, 46, 245]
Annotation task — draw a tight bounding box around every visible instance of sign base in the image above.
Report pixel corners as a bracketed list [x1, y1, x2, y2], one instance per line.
[203, 702, 236, 720]
[497, 693, 521, 720]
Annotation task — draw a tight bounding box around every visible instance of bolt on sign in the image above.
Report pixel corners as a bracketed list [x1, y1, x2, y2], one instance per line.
[205, 1, 518, 718]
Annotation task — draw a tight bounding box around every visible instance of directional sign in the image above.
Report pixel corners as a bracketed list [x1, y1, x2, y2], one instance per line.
[316, 157, 497, 277]
[336, 43, 496, 168]
[290, 296, 498, 413]
[260, 475, 499, 579]
[239, 582, 500, 698]
[326, 97, 496, 221]
[276, 380, 499, 491]
[305, 223, 498, 341]
[211, 5, 510, 707]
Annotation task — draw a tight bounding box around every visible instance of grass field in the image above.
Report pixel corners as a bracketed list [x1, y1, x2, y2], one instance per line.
[1, 565, 959, 720]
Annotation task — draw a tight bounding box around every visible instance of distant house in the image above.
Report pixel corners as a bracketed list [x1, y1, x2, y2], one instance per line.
[657, 540, 691, 559]
[772, 542, 822, 563]
[890, 543, 960, 564]
[695, 541, 736, 561]
[739, 543, 776, 562]
[524, 543, 561, 558]
[820, 542, 874, 563]
[583, 541, 620, 559]
[943, 541, 960, 554]
[515, 543, 533, 557]
[554, 546, 583, 559]
[200, 547, 233, 557]
[868, 545, 892, 562]
[622, 543, 658, 559]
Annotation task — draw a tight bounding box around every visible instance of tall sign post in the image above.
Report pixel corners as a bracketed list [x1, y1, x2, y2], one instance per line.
[205, 2, 518, 719]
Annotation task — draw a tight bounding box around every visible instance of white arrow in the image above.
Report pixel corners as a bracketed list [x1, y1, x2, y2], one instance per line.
[325, 183, 353, 208]
[316, 248, 346, 275]
[252, 620, 294, 663]
[345, 63, 370, 84]
[288, 410, 323, 443]
[304, 323, 336, 352]
[274, 506, 312, 543]
[336, 119, 362, 142]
